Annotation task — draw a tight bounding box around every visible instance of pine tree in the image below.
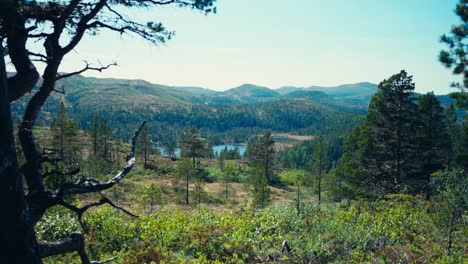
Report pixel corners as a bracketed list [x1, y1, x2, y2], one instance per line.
[179, 128, 206, 168]
[255, 132, 276, 183]
[333, 71, 422, 198]
[364, 70, 418, 193]
[138, 124, 152, 168]
[248, 132, 275, 208]
[311, 135, 328, 205]
[173, 159, 195, 205]
[331, 126, 375, 200]
[99, 118, 111, 161]
[445, 104, 458, 170]
[416, 93, 448, 183]
[52, 102, 67, 161]
[456, 120, 468, 170]
[439, 0, 468, 108]
[51, 102, 80, 165]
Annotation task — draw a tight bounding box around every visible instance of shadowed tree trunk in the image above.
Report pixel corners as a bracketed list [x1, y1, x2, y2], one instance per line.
[0, 43, 41, 264]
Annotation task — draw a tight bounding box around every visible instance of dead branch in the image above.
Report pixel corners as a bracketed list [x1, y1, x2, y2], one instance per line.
[55, 121, 146, 198]
[57, 61, 117, 80]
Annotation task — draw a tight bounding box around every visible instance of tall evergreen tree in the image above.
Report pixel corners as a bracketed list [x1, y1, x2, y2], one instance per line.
[247, 132, 275, 208]
[456, 120, 468, 170]
[445, 104, 459, 170]
[173, 159, 195, 206]
[333, 71, 421, 198]
[138, 123, 152, 167]
[179, 128, 206, 168]
[364, 70, 418, 193]
[99, 118, 111, 161]
[311, 135, 328, 205]
[255, 132, 276, 183]
[416, 93, 448, 183]
[439, 0, 468, 108]
[51, 102, 80, 165]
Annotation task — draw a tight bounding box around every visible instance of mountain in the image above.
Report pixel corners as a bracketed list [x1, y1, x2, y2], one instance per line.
[171, 86, 216, 95]
[276, 82, 378, 107]
[10, 75, 367, 144]
[206, 84, 280, 105]
[282, 90, 367, 112]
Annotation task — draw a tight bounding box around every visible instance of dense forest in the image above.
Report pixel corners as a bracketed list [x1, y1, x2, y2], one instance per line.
[1, 0, 467, 263]
[10, 74, 372, 144]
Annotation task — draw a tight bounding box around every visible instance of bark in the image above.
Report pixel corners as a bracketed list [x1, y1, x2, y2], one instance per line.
[0, 44, 41, 263]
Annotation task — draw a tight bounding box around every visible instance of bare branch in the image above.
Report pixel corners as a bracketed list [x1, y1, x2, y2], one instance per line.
[56, 61, 117, 80]
[39, 232, 117, 264]
[55, 121, 146, 197]
[28, 51, 47, 60]
[53, 84, 66, 94]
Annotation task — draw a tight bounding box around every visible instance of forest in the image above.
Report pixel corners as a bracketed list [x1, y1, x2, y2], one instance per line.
[0, 0, 467, 264]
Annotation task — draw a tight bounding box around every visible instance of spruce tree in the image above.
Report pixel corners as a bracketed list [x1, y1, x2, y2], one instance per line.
[364, 70, 418, 193]
[51, 102, 80, 165]
[416, 93, 448, 183]
[311, 135, 328, 205]
[445, 104, 458, 170]
[138, 124, 152, 168]
[439, 0, 468, 108]
[256, 132, 276, 183]
[179, 128, 206, 168]
[99, 118, 111, 161]
[247, 132, 275, 208]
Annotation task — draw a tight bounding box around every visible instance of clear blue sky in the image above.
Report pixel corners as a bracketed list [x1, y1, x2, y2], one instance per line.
[58, 0, 460, 94]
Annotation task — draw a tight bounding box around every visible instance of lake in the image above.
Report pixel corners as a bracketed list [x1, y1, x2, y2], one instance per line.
[157, 144, 246, 158]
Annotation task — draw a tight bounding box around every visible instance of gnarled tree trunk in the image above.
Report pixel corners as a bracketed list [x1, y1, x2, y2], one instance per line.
[0, 45, 41, 263]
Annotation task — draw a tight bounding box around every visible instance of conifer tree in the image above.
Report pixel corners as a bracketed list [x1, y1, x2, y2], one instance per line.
[364, 70, 418, 193]
[256, 132, 276, 183]
[51, 102, 80, 165]
[440, 0, 468, 108]
[332, 71, 421, 197]
[416, 93, 448, 182]
[179, 128, 206, 168]
[445, 104, 458, 170]
[99, 118, 111, 161]
[311, 135, 328, 205]
[247, 132, 275, 208]
[138, 123, 152, 168]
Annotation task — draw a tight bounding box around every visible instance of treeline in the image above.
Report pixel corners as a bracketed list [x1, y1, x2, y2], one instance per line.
[13, 92, 364, 145]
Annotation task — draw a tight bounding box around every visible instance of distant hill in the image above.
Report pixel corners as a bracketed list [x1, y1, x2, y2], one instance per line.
[11, 75, 369, 144]
[10, 74, 456, 144]
[282, 90, 367, 112]
[206, 84, 280, 105]
[277, 82, 378, 108]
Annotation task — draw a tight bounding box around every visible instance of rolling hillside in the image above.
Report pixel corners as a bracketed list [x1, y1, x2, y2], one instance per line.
[11, 74, 456, 144]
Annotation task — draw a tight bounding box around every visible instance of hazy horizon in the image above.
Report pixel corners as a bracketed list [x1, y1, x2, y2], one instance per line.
[22, 0, 461, 94]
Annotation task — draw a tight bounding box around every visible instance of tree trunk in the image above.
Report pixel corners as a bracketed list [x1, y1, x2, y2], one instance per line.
[0, 45, 41, 263]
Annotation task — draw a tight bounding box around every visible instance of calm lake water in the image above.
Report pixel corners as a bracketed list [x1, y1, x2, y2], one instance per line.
[157, 144, 246, 158]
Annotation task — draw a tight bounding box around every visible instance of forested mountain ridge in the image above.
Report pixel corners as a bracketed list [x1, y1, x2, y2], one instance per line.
[10, 74, 458, 144]
[10, 75, 371, 143]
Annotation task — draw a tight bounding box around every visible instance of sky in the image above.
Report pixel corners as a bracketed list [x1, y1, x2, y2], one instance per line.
[55, 0, 461, 94]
